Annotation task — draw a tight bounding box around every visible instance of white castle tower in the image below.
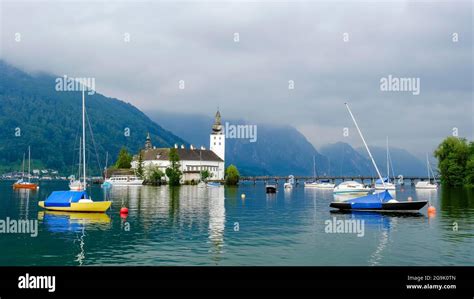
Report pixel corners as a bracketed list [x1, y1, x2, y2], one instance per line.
[210, 110, 225, 162]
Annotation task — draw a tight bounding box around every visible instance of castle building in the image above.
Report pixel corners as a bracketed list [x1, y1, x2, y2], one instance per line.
[131, 110, 226, 181]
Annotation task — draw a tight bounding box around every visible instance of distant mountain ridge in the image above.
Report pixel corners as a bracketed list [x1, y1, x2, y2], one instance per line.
[0, 60, 186, 174]
[356, 146, 427, 177]
[0, 61, 426, 177]
[319, 142, 374, 177]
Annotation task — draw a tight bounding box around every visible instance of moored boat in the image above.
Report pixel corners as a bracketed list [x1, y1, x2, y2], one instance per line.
[415, 154, 438, 190]
[374, 137, 396, 192]
[104, 175, 144, 186]
[39, 87, 111, 213]
[330, 103, 427, 212]
[284, 175, 295, 189]
[333, 181, 372, 194]
[266, 184, 277, 193]
[38, 191, 112, 212]
[330, 190, 427, 212]
[13, 146, 38, 190]
[374, 178, 396, 191]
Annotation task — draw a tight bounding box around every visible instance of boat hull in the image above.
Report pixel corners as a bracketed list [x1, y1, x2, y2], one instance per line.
[266, 186, 277, 193]
[333, 189, 371, 194]
[13, 183, 38, 190]
[329, 200, 428, 212]
[38, 201, 112, 213]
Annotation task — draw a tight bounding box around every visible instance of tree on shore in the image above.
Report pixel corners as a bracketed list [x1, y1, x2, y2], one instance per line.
[434, 136, 473, 187]
[165, 148, 182, 186]
[115, 147, 132, 169]
[225, 164, 240, 186]
[146, 165, 164, 185]
[200, 170, 211, 181]
[136, 151, 144, 178]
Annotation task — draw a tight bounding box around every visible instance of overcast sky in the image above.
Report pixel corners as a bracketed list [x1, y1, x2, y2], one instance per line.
[0, 0, 472, 158]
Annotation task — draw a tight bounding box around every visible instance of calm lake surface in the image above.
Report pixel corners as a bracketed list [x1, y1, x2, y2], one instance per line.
[0, 180, 473, 266]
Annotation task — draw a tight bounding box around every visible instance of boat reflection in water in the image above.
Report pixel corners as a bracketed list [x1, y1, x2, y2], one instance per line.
[38, 211, 111, 265]
[38, 211, 111, 233]
[330, 209, 424, 265]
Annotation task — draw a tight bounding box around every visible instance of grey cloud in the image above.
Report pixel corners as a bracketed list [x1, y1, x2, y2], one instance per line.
[0, 0, 472, 155]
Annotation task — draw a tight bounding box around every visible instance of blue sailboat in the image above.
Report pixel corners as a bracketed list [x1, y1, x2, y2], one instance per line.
[330, 103, 427, 212]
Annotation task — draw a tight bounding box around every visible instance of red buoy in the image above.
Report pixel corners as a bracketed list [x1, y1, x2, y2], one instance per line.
[427, 206, 436, 214]
[120, 207, 129, 214]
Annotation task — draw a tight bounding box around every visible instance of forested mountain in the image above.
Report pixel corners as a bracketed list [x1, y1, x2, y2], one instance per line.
[0, 61, 186, 174]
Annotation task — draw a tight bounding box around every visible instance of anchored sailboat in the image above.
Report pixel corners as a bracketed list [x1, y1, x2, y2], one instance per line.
[304, 156, 335, 189]
[415, 154, 438, 190]
[13, 146, 39, 190]
[374, 137, 396, 191]
[69, 137, 85, 191]
[39, 86, 112, 213]
[330, 103, 427, 212]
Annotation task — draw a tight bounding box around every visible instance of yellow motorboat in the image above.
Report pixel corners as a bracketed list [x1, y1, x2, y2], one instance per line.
[38, 191, 111, 213]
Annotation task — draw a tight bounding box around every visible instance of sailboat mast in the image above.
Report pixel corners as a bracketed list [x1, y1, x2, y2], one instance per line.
[105, 151, 108, 179]
[22, 153, 25, 180]
[426, 154, 430, 183]
[82, 87, 87, 191]
[345, 103, 386, 188]
[78, 137, 82, 179]
[313, 156, 316, 179]
[386, 137, 389, 182]
[28, 146, 31, 183]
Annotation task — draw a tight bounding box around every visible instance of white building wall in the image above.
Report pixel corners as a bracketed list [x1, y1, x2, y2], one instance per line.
[133, 159, 225, 181]
[209, 134, 225, 162]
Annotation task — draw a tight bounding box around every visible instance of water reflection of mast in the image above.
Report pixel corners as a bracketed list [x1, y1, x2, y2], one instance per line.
[208, 187, 225, 264]
[368, 217, 397, 266]
[75, 225, 86, 266]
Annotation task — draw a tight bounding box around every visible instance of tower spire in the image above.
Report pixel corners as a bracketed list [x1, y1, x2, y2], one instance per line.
[145, 132, 152, 150]
[211, 109, 222, 134]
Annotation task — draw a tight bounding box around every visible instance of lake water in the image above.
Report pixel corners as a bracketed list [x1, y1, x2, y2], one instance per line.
[0, 180, 473, 266]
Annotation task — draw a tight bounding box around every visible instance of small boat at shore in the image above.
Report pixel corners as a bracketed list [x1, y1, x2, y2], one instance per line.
[104, 175, 144, 186]
[13, 146, 38, 190]
[330, 103, 427, 212]
[266, 184, 277, 193]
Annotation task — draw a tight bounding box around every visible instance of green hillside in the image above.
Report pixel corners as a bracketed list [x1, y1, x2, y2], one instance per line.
[0, 61, 187, 174]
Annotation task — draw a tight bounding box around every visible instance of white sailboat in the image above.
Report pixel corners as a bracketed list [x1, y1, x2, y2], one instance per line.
[333, 181, 372, 194]
[69, 137, 85, 191]
[284, 175, 295, 189]
[375, 137, 396, 191]
[304, 156, 335, 189]
[415, 154, 438, 189]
